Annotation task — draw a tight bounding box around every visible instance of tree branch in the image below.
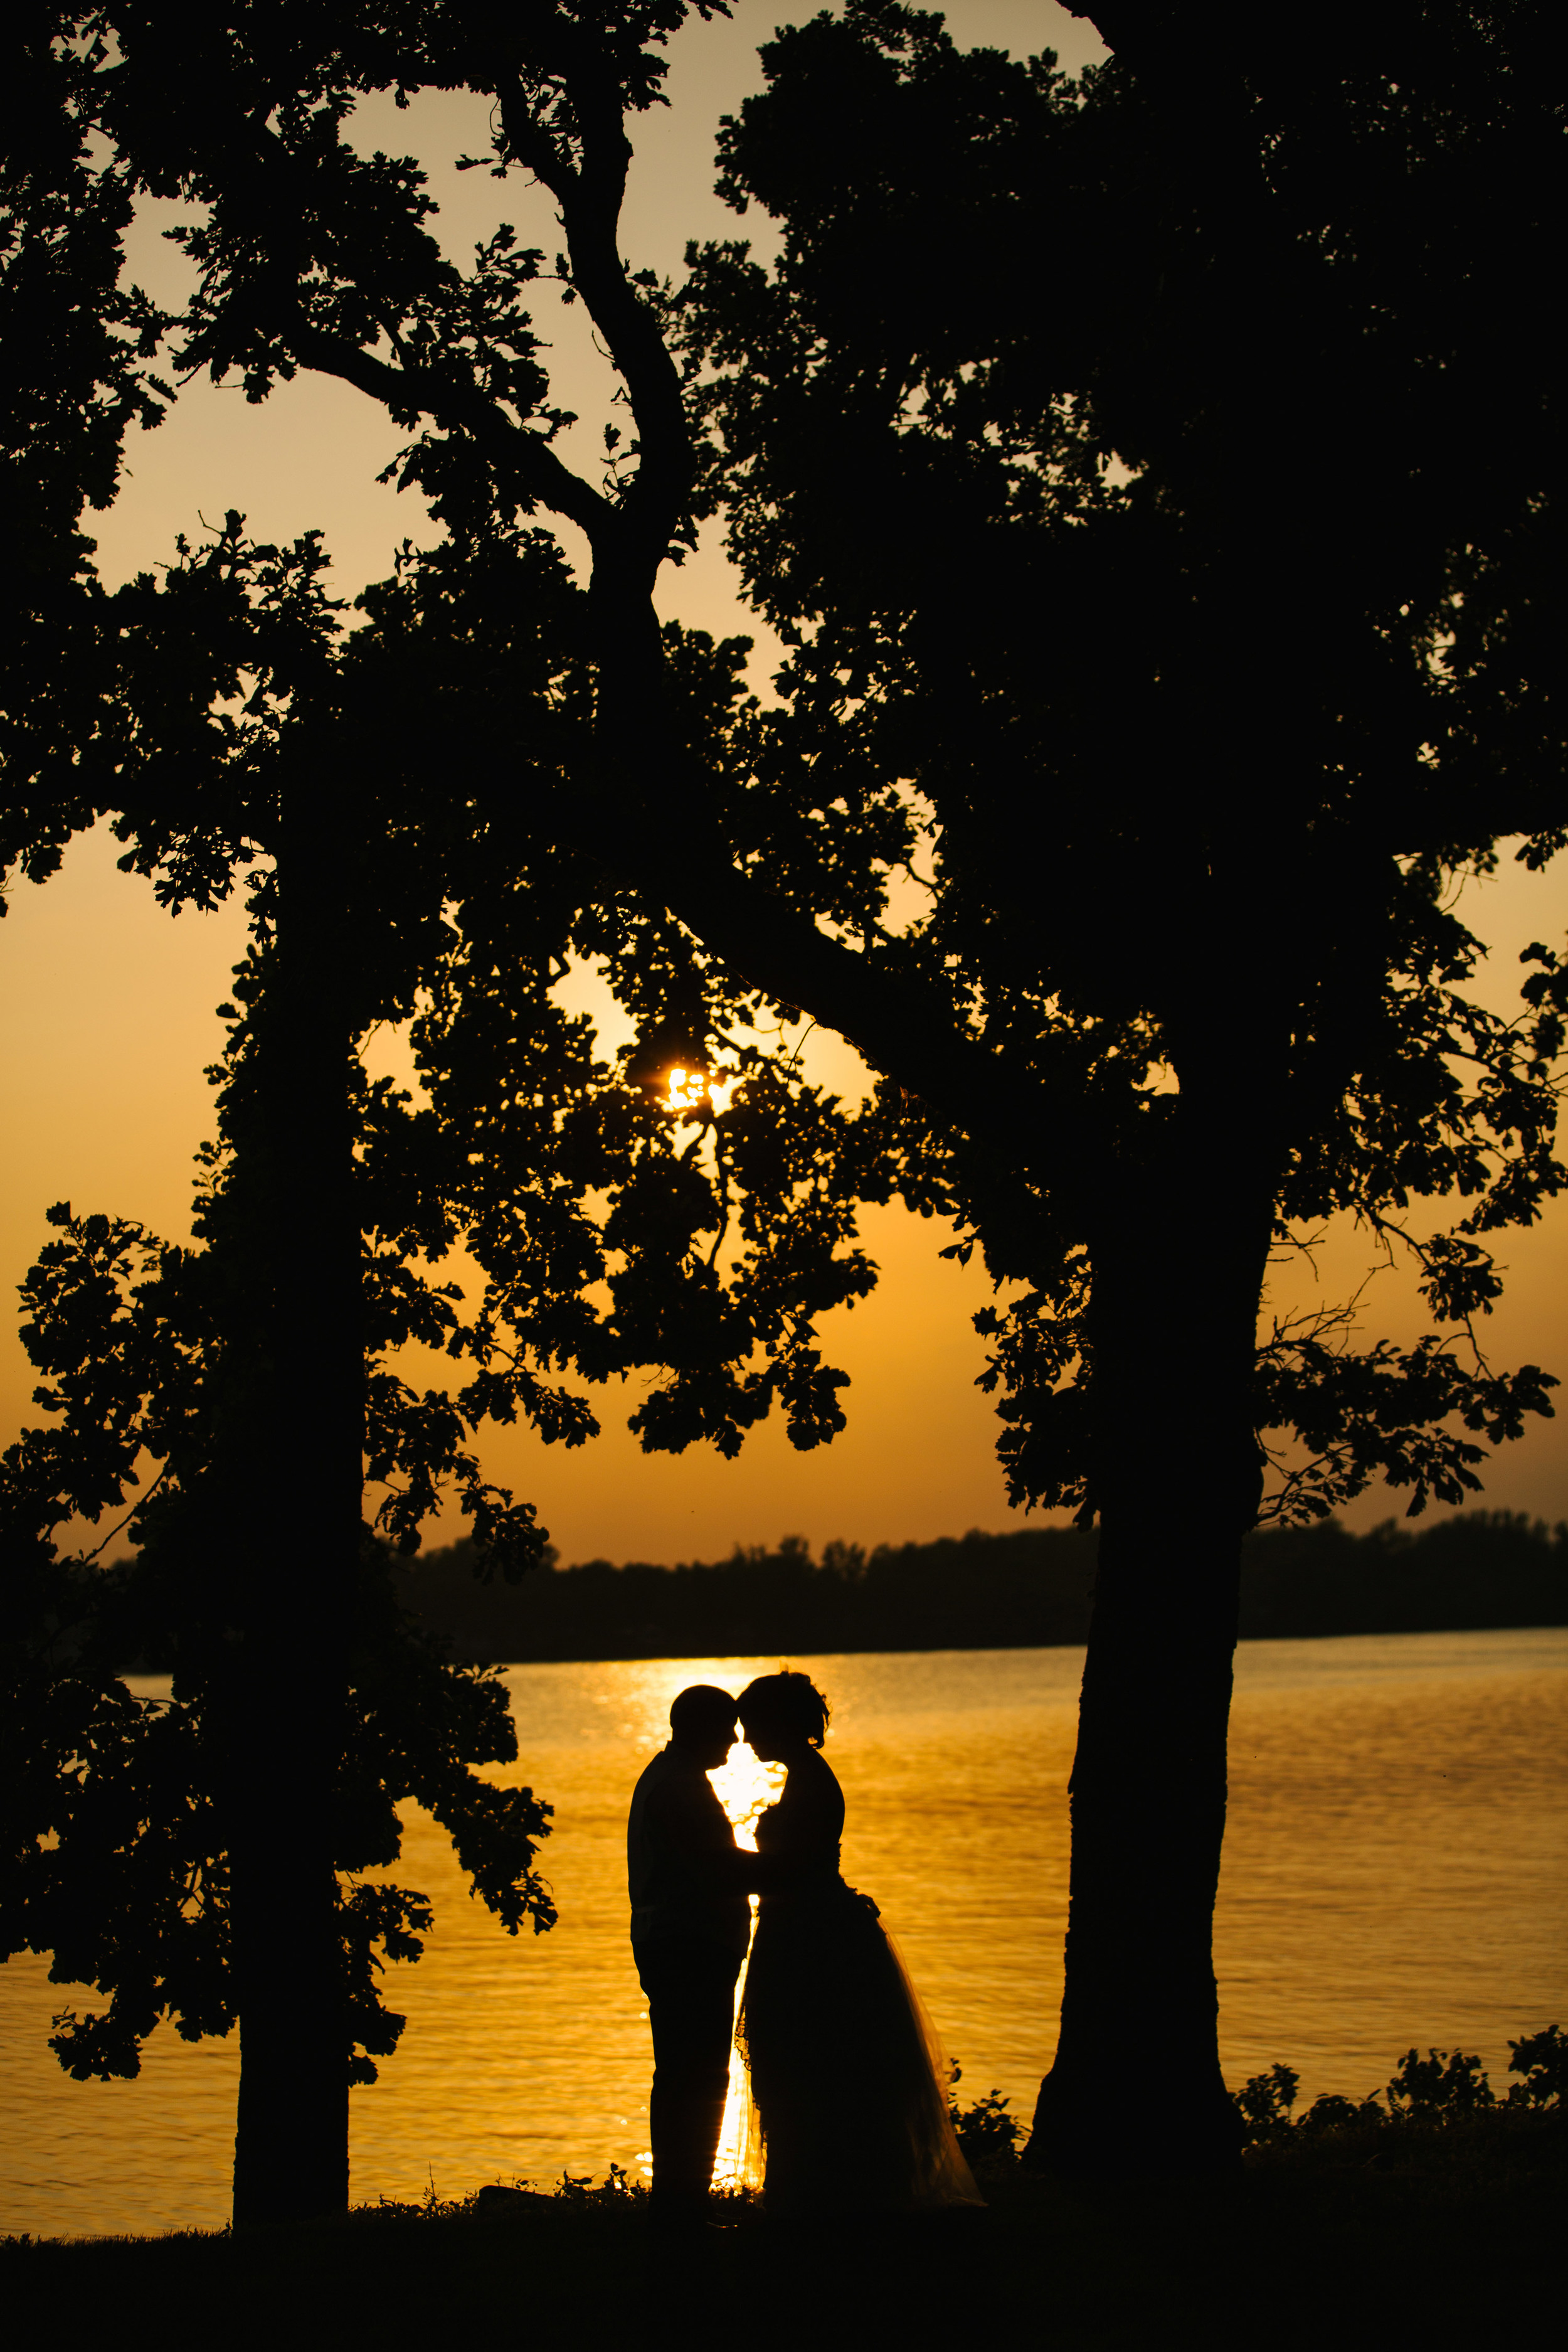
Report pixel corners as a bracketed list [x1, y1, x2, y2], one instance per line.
[575, 785, 1068, 1201]
[495, 48, 693, 573]
[280, 317, 613, 548]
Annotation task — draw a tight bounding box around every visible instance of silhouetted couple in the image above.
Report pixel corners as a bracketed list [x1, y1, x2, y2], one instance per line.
[627, 1671, 980, 2225]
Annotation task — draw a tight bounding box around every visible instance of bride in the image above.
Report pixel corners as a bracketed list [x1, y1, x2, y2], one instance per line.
[731, 1669, 981, 2213]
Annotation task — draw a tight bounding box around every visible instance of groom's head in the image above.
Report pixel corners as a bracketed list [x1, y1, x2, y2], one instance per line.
[669, 1684, 738, 1770]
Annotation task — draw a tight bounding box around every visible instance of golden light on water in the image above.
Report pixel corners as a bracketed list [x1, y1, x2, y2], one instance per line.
[711, 1741, 785, 1851]
[2, 1641, 1564, 2233]
[708, 1739, 783, 2190]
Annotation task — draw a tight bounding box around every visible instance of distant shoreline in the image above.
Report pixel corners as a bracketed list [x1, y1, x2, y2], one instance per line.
[403, 1622, 1567, 1676]
[391, 1510, 1568, 1668]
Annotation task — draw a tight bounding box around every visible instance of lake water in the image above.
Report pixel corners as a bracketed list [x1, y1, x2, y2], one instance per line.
[2, 1627, 1565, 2238]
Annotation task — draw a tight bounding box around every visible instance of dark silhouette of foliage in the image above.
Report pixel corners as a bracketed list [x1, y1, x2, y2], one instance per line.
[6, 0, 1564, 2196]
[1, 1129, 560, 2095]
[946, 2068, 1025, 2172]
[1, 2045, 1564, 2342]
[679, 0, 1565, 1524]
[0, 9, 174, 897]
[675, 0, 1568, 2169]
[1234, 2021, 1567, 2150]
[379, 1509, 1568, 1664]
[1, 498, 884, 2222]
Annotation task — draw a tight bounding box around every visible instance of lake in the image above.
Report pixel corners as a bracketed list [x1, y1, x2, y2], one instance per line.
[1, 1626, 1564, 2237]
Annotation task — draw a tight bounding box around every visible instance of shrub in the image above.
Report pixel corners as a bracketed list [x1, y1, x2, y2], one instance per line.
[1385, 2045, 1495, 2119]
[1233, 2024, 1565, 2149]
[948, 2066, 1025, 2167]
[1234, 2063, 1300, 2143]
[1506, 2024, 1567, 2109]
[1296, 2092, 1382, 2136]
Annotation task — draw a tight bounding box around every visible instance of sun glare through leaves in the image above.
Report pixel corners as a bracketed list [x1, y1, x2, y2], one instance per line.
[664, 1065, 737, 1116]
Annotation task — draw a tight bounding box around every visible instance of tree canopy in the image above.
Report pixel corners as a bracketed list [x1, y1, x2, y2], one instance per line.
[3, 0, 1564, 2194]
[1, 503, 884, 2102]
[679, 0, 1567, 1525]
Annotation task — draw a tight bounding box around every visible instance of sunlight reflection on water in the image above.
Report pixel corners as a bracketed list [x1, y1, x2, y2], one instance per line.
[1, 1629, 1564, 2236]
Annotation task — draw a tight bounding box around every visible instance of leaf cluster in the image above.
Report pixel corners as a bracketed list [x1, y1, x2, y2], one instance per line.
[1, 8, 173, 895]
[0, 1526, 553, 2083]
[676, 1, 1567, 1519]
[1234, 2023, 1566, 2149]
[1, 490, 887, 2078]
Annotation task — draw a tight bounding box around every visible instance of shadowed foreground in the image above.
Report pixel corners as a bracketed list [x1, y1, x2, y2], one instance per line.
[6, 2111, 1562, 2349]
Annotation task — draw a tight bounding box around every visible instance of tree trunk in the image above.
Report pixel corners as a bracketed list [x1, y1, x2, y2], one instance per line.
[1027, 1129, 1275, 2176]
[228, 776, 362, 2227]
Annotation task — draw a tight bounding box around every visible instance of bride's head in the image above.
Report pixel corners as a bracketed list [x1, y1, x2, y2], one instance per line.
[737, 1670, 830, 1760]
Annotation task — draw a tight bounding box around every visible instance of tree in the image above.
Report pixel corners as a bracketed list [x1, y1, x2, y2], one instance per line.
[3, 520, 572, 2223]
[5, 9, 891, 2221]
[2, 506, 887, 2221]
[674, 0, 1568, 2163]
[19, 0, 1565, 2181]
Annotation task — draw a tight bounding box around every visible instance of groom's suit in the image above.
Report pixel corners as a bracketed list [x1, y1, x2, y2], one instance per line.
[627, 1743, 756, 2212]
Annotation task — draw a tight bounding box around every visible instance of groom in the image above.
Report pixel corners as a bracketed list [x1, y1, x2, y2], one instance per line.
[628, 1684, 765, 2225]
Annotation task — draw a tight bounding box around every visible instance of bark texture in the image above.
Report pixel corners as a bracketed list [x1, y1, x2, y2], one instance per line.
[1028, 1110, 1276, 2174]
[229, 785, 361, 2227]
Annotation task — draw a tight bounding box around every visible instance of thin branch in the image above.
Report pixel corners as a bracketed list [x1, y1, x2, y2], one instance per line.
[280, 317, 612, 547]
[76, 1460, 171, 1565]
[495, 55, 691, 561]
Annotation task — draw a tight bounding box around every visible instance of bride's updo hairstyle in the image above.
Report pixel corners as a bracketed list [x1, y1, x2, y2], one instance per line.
[737, 1670, 830, 1748]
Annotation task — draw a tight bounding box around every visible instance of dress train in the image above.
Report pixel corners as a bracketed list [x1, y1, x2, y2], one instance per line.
[718, 1880, 981, 2211]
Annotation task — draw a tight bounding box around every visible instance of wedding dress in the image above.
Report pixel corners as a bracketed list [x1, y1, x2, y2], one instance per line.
[725, 1748, 981, 2211]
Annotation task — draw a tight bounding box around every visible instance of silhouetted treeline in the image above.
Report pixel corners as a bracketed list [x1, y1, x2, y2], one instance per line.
[389, 1512, 1568, 1666]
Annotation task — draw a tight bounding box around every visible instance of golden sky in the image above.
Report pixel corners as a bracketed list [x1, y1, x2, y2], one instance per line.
[4, 4, 1565, 1563]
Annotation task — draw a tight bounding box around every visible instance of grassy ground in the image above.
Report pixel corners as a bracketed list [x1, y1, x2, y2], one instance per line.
[5, 2114, 1563, 2352]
